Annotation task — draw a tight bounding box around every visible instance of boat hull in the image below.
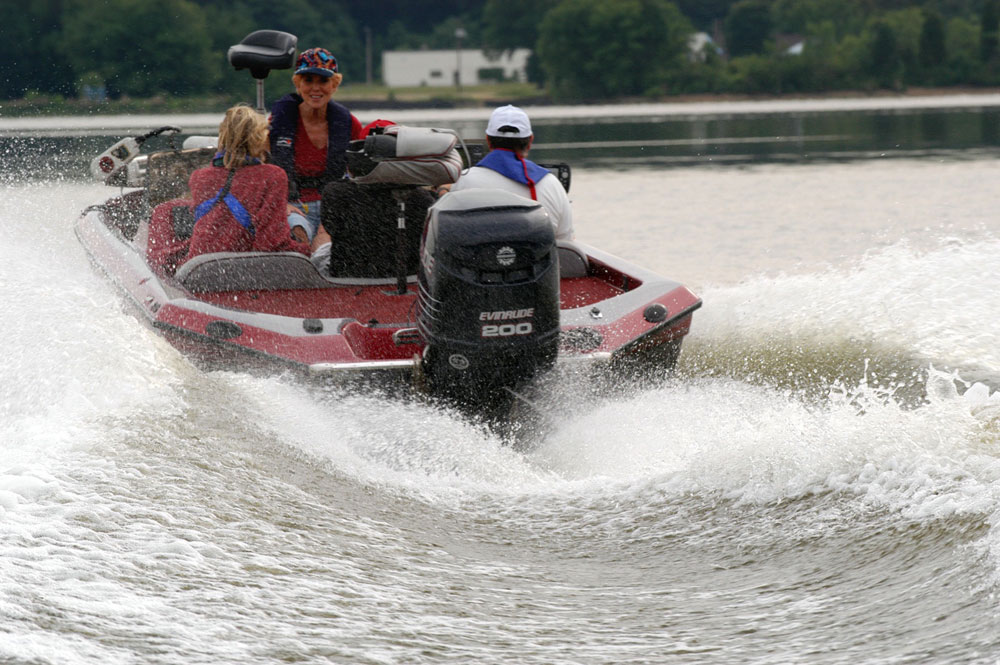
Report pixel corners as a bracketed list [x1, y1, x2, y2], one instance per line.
[75, 197, 701, 395]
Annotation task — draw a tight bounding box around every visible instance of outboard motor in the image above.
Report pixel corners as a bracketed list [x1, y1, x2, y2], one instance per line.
[417, 189, 560, 407]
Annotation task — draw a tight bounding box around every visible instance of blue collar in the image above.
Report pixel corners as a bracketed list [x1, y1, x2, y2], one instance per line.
[476, 149, 549, 187]
[212, 151, 262, 168]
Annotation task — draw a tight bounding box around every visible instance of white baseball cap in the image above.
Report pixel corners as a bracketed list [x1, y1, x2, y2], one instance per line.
[486, 105, 532, 138]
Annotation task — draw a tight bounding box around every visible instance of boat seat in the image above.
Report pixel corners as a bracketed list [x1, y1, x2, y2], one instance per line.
[320, 181, 434, 279]
[557, 240, 590, 278]
[175, 251, 334, 292]
[145, 148, 216, 208]
[173, 244, 587, 293]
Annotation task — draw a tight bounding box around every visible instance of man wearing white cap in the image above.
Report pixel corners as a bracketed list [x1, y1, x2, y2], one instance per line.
[451, 105, 574, 241]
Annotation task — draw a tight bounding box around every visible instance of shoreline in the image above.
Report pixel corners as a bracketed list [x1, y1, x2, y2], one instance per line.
[4, 87, 1000, 135]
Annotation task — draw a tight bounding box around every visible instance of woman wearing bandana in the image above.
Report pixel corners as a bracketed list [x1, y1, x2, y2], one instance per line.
[268, 47, 364, 244]
[450, 105, 574, 241]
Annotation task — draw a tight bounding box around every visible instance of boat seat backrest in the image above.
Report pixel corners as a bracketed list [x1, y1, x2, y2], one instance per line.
[321, 181, 433, 279]
[174, 244, 587, 292]
[146, 148, 216, 208]
[175, 251, 334, 292]
[557, 241, 590, 278]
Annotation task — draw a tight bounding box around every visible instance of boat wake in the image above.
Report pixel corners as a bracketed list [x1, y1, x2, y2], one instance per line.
[5, 182, 998, 493]
[685, 233, 1000, 398]
[4, 181, 1000, 663]
[234, 230, 1000, 582]
[0, 182, 997, 519]
[525, 232, 1000, 490]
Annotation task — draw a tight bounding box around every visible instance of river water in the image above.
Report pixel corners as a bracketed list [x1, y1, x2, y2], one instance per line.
[2, 97, 1000, 664]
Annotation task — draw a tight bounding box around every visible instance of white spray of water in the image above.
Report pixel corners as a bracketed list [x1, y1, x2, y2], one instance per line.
[694, 236, 1000, 375]
[203, 230, 1000, 534]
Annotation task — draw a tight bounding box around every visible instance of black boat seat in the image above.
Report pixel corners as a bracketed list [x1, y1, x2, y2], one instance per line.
[174, 251, 419, 293]
[175, 252, 333, 292]
[172, 244, 586, 293]
[320, 181, 434, 279]
[557, 241, 589, 278]
[227, 30, 297, 79]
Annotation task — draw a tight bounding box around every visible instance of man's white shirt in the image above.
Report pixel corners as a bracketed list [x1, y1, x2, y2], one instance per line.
[450, 166, 574, 241]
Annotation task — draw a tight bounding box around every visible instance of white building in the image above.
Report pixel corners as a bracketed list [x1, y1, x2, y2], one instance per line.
[688, 32, 723, 62]
[382, 48, 531, 88]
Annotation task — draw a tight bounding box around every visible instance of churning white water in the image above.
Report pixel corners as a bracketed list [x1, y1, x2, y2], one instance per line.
[2, 147, 1000, 663]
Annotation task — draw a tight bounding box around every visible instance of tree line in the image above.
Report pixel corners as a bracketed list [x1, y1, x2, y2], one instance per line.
[4, 0, 1000, 104]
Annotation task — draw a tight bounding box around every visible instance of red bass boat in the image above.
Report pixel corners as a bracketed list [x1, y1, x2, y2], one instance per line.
[74, 30, 701, 418]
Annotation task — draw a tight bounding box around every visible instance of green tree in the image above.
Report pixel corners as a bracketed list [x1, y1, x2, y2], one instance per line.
[385, 19, 422, 50]
[724, 0, 772, 57]
[673, 0, 739, 31]
[0, 0, 73, 99]
[425, 16, 482, 50]
[536, 0, 692, 100]
[726, 54, 781, 93]
[981, 0, 999, 64]
[482, 0, 560, 52]
[772, 0, 867, 39]
[919, 11, 946, 67]
[868, 20, 901, 88]
[945, 16, 980, 83]
[881, 7, 924, 84]
[59, 0, 217, 98]
[797, 20, 842, 89]
[832, 32, 869, 89]
[919, 10, 946, 83]
[196, 2, 258, 96]
[344, 0, 483, 40]
[382, 15, 480, 51]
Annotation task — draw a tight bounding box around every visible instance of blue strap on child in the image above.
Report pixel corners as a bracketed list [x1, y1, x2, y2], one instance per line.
[193, 168, 255, 237]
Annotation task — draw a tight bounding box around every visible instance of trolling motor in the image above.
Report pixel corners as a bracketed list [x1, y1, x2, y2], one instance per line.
[89, 126, 182, 185]
[228, 30, 297, 113]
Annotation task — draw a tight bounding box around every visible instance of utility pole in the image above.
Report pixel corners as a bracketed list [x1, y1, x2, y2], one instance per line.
[365, 26, 373, 85]
[454, 26, 467, 90]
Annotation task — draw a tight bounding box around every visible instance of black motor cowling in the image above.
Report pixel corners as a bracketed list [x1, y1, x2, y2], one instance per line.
[417, 189, 560, 406]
